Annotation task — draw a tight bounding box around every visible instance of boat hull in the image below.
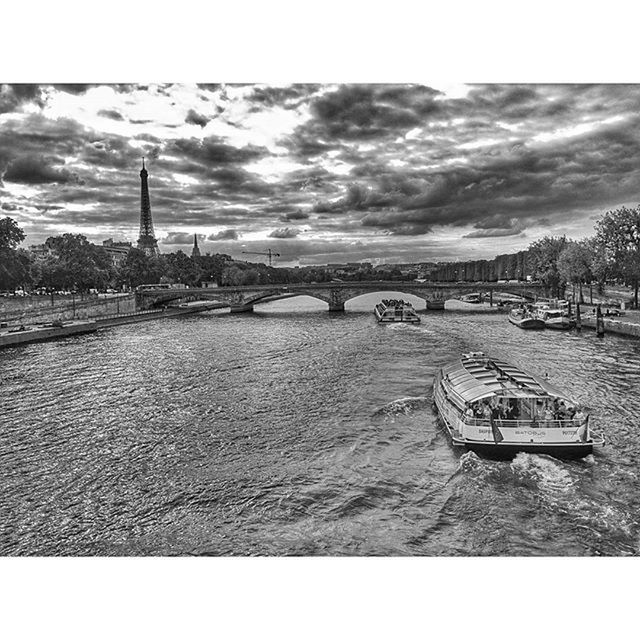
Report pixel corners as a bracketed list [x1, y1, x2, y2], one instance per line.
[544, 319, 575, 330]
[509, 315, 545, 329]
[437, 408, 602, 459]
[457, 439, 597, 460]
[426, 300, 445, 310]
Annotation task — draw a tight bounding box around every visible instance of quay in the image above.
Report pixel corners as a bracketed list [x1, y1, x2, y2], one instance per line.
[0, 301, 225, 349]
[579, 309, 640, 339]
[0, 320, 98, 348]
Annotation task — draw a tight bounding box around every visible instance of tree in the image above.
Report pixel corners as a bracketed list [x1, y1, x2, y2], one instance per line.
[594, 205, 640, 308]
[527, 235, 568, 297]
[557, 240, 593, 303]
[0, 217, 25, 250]
[165, 251, 202, 287]
[43, 233, 114, 292]
[120, 248, 166, 288]
[0, 217, 28, 291]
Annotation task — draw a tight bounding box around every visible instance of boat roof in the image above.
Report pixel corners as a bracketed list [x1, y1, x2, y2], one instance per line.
[441, 353, 572, 404]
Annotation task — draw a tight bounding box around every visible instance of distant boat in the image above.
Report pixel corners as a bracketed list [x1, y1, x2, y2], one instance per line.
[433, 351, 605, 458]
[508, 308, 545, 329]
[460, 293, 482, 304]
[374, 299, 421, 323]
[426, 299, 445, 310]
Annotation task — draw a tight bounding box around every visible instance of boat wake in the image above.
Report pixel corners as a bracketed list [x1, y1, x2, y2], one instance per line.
[439, 450, 639, 554]
[374, 396, 430, 417]
[509, 452, 575, 493]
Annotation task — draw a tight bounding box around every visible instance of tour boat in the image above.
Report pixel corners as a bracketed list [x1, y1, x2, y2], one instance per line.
[535, 308, 575, 330]
[508, 307, 545, 329]
[374, 299, 421, 323]
[433, 352, 605, 458]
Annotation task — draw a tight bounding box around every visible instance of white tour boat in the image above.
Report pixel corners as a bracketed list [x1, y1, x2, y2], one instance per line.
[374, 299, 421, 323]
[433, 351, 604, 458]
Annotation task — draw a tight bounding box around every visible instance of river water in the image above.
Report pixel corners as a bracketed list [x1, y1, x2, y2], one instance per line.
[1, 292, 639, 556]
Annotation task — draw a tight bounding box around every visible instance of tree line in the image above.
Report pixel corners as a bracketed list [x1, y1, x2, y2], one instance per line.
[2, 204, 640, 305]
[430, 206, 640, 307]
[0, 221, 337, 292]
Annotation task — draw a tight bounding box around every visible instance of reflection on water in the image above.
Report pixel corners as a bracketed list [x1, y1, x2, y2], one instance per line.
[1, 293, 639, 556]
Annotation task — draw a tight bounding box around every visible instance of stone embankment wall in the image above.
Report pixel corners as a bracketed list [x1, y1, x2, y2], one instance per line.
[581, 316, 640, 338]
[0, 294, 136, 325]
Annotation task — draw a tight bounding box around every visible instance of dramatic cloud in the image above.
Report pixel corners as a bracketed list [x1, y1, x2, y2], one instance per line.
[162, 232, 195, 245]
[269, 227, 300, 238]
[279, 209, 310, 221]
[185, 109, 210, 127]
[3, 156, 81, 184]
[3, 83, 640, 263]
[97, 109, 124, 121]
[208, 229, 239, 240]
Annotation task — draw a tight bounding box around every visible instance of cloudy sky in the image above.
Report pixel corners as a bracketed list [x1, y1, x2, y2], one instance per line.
[1, 82, 639, 266]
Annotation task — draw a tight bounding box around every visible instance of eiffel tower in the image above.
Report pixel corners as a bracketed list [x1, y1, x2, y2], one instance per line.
[137, 157, 159, 256]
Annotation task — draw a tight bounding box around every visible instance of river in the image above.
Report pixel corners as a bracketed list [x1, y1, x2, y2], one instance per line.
[1, 292, 639, 556]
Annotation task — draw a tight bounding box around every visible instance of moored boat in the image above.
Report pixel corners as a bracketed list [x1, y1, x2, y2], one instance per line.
[374, 299, 421, 323]
[426, 299, 445, 311]
[508, 308, 545, 329]
[536, 308, 575, 330]
[433, 351, 605, 458]
[460, 293, 482, 304]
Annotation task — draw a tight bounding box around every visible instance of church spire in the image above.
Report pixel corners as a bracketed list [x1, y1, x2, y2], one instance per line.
[137, 157, 158, 256]
[191, 233, 201, 258]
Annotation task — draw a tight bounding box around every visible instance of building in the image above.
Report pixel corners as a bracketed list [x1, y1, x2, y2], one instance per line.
[28, 244, 56, 260]
[137, 158, 159, 256]
[191, 234, 201, 258]
[102, 239, 132, 266]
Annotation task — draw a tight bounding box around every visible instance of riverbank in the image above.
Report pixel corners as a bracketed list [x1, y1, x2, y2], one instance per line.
[0, 320, 98, 348]
[578, 306, 640, 339]
[0, 301, 226, 349]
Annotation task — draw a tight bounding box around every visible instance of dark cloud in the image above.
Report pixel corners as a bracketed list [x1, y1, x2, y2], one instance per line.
[305, 84, 434, 141]
[162, 232, 194, 245]
[247, 84, 321, 109]
[185, 109, 210, 127]
[53, 84, 94, 94]
[97, 109, 124, 121]
[463, 226, 526, 238]
[168, 136, 269, 165]
[208, 229, 239, 240]
[269, 227, 300, 238]
[0, 84, 45, 114]
[3, 156, 82, 184]
[279, 209, 309, 221]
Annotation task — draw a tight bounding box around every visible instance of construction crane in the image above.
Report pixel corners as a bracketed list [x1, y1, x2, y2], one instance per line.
[241, 249, 281, 266]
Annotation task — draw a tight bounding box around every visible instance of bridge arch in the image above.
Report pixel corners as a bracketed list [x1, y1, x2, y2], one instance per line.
[245, 290, 332, 306]
[343, 289, 429, 310]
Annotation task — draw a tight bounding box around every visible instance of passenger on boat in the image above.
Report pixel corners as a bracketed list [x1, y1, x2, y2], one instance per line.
[574, 407, 586, 423]
[505, 399, 519, 420]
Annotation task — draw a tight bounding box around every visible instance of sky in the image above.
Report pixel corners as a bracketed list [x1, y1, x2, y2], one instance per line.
[1, 82, 640, 266]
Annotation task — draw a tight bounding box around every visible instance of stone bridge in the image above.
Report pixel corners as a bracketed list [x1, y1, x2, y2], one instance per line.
[136, 281, 545, 312]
